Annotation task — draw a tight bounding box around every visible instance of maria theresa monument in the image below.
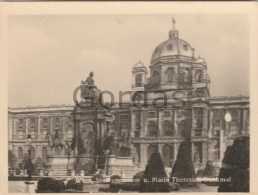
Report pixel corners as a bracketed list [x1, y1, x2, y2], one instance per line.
[8, 20, 249, 177]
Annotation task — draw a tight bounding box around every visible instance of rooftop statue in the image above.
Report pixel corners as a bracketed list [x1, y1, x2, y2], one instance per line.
[83, 72, 96, 88]
[81, 72, 98, 103]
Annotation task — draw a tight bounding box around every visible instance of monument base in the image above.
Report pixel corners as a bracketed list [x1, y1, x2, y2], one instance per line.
[107, 155, 140, 178]
[46, 155, 76, 176]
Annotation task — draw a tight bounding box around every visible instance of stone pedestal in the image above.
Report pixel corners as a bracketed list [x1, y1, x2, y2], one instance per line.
[39, 170, 44, 176]
[47, 155, 76, 176]
[107, 155, 138, 177]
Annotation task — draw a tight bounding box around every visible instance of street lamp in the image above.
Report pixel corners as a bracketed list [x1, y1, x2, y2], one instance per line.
[104, 149, 110, 175]
[25, 134, 34, 181]
[219, 111, 232, 164]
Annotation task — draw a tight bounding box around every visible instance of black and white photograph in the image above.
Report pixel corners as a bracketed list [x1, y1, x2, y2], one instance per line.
[0, 2, 256, 193]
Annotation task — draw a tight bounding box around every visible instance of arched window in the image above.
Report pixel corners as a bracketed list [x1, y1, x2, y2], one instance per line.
[152, 71, 159, 84]
[162, 120, 174, 136]
[18, 127, 24, 139]
[162, 145, 173, 167]
[229, 110, 239, 135]
[178, 120, 190, 137]
[247, 111, 250, 134]
[182, 68, 190, 83]
[42, 147, 47, 160]
[41, 126, 47, 139]
[135, 74, 143, 87]
[195, 70, 203, 82]
[147, 121, 158, 136]
[18, 147, 23, 160]
[213, 110, 223, 132]
[42, 118, 48, 123]
[30, 126, 36, 139]
[67, 125, 73, 139]
[30, 147, 35, 160]
[147, 145, 158, 161]
[165, 68, 175, 83]
[230, 110, 238, 119]
[213, 120, 221, 136]
[230, 120, 239, 135]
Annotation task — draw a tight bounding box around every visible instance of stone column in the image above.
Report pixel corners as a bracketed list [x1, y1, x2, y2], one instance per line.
[96, 119, 99, 140]
[173, 143, 178, 161]
[202, 142, 207, 165]
[158, 110, 162, 137]
[237, 109, 241, 135]
[130, 110, 135, 138]
[100, 120, 105, 146]
[174, 110, 178, 136]
[140, 111, 145, 137]
[140, 144, 147, 166]
[242, 109, 247, 134]
[37, 117, 41, 139]
[8, 116, 13, 140]
[191, 143, 195, 163]
[74, 118, 80, 155]
[208, 110, 214, 137]
[191, 108, 195, 136]
[25, 117, 29, 137]
[36, 145, 41, 159]
[62, 116, 66, 135]
[158, 144, 163, 154]
[225, 109, 230, 134]
[202, 108, 208, 136]
[49, 117, 53, 134]
[13, 117, 17, 140]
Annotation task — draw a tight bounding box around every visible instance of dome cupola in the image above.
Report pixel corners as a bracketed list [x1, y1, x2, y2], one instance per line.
[151, 18, 195, 63]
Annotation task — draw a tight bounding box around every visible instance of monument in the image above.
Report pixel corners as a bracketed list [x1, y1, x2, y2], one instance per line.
[46, 72, 135, 176]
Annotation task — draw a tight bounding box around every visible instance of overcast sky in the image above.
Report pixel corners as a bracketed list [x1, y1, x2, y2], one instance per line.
[8, 14, 249, 107]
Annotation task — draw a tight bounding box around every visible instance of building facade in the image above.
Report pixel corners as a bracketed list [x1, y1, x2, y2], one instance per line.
[8, 21, 249, 173]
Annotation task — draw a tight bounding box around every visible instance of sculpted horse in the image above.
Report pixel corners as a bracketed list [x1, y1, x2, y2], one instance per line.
[47, 132, 69, 151]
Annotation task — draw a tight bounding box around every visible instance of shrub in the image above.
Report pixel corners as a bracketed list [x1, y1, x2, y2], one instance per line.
[170, 141, 196, 186]
[37, 178, 65, 192]
[203, 161, 216, 177]
[8, 150, 17, 169]
[196, 168, 204, 177]
[218, 136, 249, 192]
[169, 182, 180, 191]
[133, 171, 144, 181]
[53, 181, 65, 193]
[66, 178, 83, 191]
[139, 153, 170, 192]
[110, 175, 122, 182]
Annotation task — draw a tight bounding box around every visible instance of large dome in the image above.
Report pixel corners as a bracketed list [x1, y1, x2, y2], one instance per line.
[151, 22, 194, 62]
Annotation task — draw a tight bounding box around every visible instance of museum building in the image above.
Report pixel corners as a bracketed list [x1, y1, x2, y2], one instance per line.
[8, 21, 249, 176]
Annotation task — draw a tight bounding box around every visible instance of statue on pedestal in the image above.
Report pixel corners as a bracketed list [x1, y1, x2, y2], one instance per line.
[46, 130, 69, 155]
[81, 72, 97, 103]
